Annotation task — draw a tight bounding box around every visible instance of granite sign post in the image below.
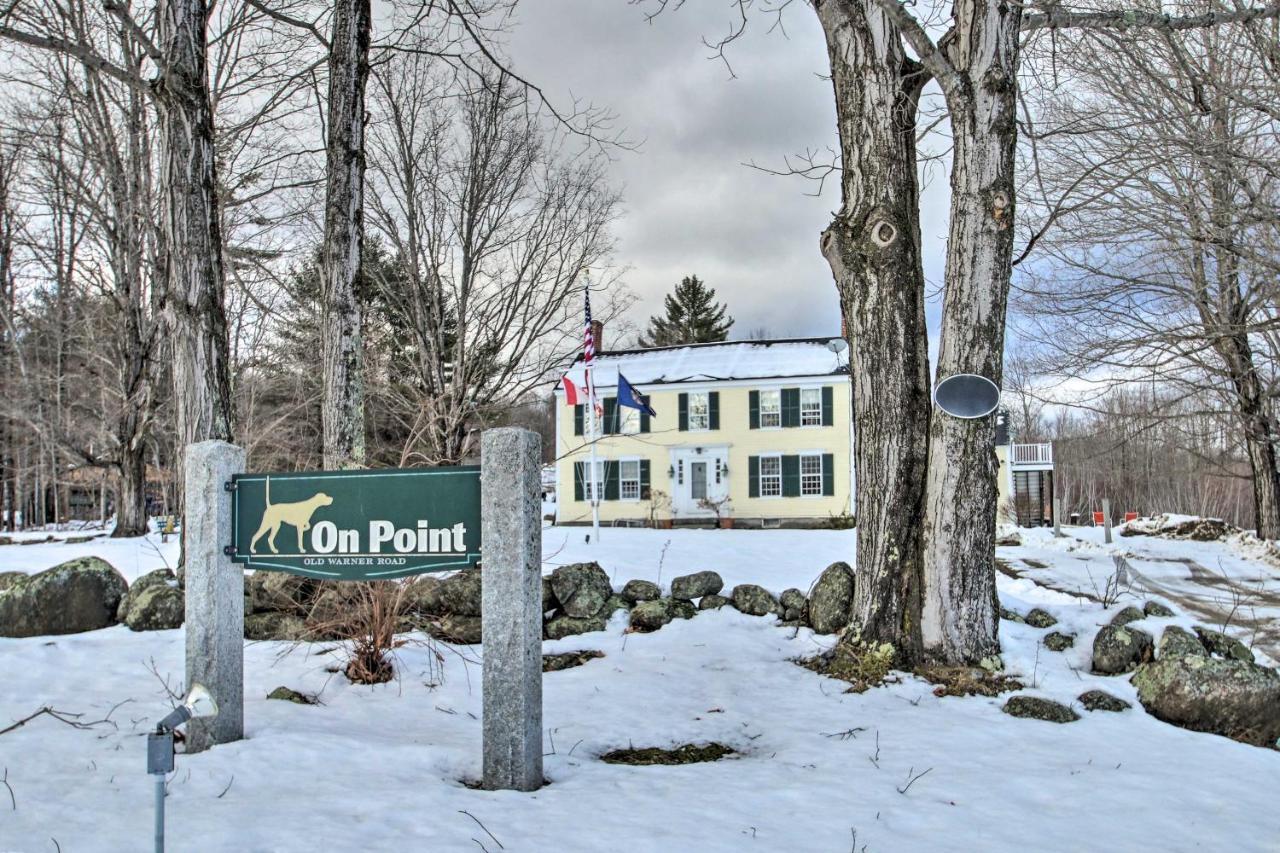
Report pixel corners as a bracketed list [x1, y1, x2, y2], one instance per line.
[480, 428, 544, 791]
[183, 440, 246, 753]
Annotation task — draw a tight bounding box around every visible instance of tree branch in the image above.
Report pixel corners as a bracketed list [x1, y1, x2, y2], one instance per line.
[866, 0, 965, 96]
[0, 23, 149, 94]
[1023, 3, 1280, 32]
[101, 1, 166, 68]
[241, 0, 329, 50]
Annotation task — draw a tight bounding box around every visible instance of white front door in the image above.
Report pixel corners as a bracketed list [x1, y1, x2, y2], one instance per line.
[670, 447, 729, 517]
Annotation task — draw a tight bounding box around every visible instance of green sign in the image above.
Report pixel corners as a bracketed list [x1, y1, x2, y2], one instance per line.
[230, 467, 481, 580]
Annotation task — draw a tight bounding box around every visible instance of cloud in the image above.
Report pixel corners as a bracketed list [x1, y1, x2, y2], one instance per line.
[508, 1, 952, 348]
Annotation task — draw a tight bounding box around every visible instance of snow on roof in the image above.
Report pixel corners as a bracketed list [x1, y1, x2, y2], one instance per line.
[568, 337, 849, 388]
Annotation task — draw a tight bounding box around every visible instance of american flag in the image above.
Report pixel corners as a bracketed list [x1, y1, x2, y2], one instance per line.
[583, 286, 602, 416]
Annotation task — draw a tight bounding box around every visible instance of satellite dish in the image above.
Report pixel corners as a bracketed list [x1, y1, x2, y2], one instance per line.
[826, 338, 848, 354]
[933, 373, 1000, 419]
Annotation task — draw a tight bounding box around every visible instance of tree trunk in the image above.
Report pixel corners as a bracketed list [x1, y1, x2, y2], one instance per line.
[115, 450, 149, 537]
[1230, 364, 1280, 538]
[110, 79, 157, 539]
[156, 0, 234, 450]
[1201, 76, 1280, 540]
[815, 0, 932, 664]
[921, 0, 1022, 665]
[1208, 246, 1280, 538]
[320, 0, 371, 469]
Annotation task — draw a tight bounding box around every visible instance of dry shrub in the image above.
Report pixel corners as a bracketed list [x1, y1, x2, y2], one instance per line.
[306, 580, 429, 685]
[800, 634, 897, 693]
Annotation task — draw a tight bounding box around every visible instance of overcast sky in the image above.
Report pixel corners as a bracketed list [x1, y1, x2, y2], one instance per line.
[506, 2, 952, 347]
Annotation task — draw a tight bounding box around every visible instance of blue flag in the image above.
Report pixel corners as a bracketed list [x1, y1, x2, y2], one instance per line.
[617, 373, 656, 417]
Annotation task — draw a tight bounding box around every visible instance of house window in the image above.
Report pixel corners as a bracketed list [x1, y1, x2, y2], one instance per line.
[688, 391, 710, 430]
[759, 389, 781, 428]
[582, 460, 605, 501]
[800, 388, 823, 426]
[801, 454, 823, 496]
[760, 456, 782, 497]
[620, 459, 641, 500]
[619, 406, 641, 435]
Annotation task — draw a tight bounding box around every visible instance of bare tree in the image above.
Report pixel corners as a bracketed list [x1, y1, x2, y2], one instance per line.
[0, 0, 321, 530]
[1016, 11, 1280, 536]
[812, 0, 932, 663]
[0, 133, 23, 529]
[1047, 386, 1255, 526]
[366, 63, 623, 465]
[153, 0, 236, 449]
[1003, 347, 1047, 443]
[321, 0, 370, 469]
[1, 0, 237, 456]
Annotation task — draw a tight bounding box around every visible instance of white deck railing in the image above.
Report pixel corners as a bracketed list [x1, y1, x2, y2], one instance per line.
[1011, 442, 1053, 466]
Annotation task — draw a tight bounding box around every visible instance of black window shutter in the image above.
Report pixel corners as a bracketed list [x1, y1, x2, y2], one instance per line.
[782, 388, 800, 428]
[640, 400, 651, 434]
[574, 462, 585, 501]
[678, 393, 689, 431]
[822, 453, 835, 496]
[749, 390, 760, 429]
[604, 461, 620, 501]
[603, 397, 617, 435]
[640, 459, 651, 498]
[781, 455, 801, 497]
[574, 404, 584, 436]
[709, 391, 720, 430]
[822, 386, 834, 426]
[748, 455, 760, 498]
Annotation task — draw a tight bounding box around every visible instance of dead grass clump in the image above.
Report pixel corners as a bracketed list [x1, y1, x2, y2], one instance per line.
[799, 635, 897, 693]
[543, 649, 605, 672]
[307, 580, 434, 685]
[600, 743, 736, 765]
[916, 665, 1023, 698]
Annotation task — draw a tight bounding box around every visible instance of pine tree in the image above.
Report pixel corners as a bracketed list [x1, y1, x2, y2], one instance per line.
[638, 275, 734, 347]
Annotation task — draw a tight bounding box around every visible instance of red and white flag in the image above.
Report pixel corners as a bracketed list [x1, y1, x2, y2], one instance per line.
[562, 374, 581, 406]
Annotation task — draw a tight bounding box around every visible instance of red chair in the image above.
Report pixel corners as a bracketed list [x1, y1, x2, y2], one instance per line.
[1092, 511, 1105, 525]
[1124, 511, 1138, 523]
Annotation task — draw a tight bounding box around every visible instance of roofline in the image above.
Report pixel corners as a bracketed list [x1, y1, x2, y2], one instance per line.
[571, 336, 844, 363]
[551, 370, 848, 395]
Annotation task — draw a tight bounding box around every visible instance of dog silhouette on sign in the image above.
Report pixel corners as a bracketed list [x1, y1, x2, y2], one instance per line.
[249, 477, 334, 555]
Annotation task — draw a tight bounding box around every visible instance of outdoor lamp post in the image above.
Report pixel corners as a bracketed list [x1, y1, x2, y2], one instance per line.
[147, 683, 219, 853]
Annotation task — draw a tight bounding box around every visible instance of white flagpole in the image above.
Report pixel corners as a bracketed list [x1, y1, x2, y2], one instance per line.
[587, 370, 601, 543]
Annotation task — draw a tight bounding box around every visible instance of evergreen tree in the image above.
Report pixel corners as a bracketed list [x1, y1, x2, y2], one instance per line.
[638, 275, 734, 347]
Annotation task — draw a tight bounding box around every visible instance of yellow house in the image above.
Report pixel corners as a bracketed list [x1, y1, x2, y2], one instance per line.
[994, 411, 1056, 527]
[555, 338, 854, 528]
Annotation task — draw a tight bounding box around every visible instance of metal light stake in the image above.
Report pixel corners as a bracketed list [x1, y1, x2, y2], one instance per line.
[146, 684, 218, 853]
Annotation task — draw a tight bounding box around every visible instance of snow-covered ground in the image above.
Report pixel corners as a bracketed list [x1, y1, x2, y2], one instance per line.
[2, 527, 180, 584]
[1003, 522, 1280, 665]
[1, 524, 1278, 852]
